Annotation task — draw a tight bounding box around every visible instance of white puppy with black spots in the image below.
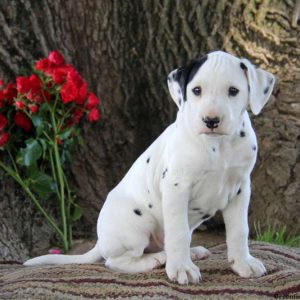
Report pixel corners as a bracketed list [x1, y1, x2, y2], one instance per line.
[25, 51, 275, 285]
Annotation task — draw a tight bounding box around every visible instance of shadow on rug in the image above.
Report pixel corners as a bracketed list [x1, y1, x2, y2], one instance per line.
[0, 242, 299, 299]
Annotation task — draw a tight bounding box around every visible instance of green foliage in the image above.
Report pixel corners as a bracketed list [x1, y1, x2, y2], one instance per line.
[17, 139, 42, 166]
[254, 222, 300, 248]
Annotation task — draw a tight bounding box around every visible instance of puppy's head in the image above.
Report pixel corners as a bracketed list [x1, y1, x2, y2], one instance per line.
[167, 51, 275, 136]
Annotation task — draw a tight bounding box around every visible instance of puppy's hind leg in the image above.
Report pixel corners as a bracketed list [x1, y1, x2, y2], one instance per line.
[190, 246, 211, 260]
[105, 248, 166, 273]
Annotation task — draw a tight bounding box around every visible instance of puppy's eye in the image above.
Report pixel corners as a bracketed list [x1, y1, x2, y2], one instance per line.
[192, 86, 201, 96]
[228, 87, 239, 97]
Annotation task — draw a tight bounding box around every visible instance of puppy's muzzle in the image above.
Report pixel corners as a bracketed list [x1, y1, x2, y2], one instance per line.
[202, 116, 220, 129]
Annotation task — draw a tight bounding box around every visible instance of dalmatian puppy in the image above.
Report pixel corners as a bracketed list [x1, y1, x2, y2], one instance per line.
[24, 51, 275, 285]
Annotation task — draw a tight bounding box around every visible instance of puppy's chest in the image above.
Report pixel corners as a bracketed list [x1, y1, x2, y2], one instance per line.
[187, 138, 256, 214]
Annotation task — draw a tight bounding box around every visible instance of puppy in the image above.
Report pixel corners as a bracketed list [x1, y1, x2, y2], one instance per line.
[24, 51, 275, 285]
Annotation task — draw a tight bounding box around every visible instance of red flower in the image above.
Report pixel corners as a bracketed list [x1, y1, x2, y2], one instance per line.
[52, 67, 68, 85]
[60, 80, 78, 104]
[75, 81, 88, 105]
[48, 51, 65, 67]
[88, 108, 100, 122]
[72, 108, 84, 124]
[35, 58, 55, 75]
[0, 114, 8, 130]
[67, 68, 83, 87]
[27, 74, 43, 102]
[56, 137, 62, 145]
[29, 105, 39, 113]
[0, 91, 5, 108]
[3, 83, 17, 101]
[15, 100, 25, 110]
[85, 93, 100, 110]
[16, 76, 31, 94]
[14, 112, 31, 131]
[0, 132, 9, 147]
[29, 75, 42, 93]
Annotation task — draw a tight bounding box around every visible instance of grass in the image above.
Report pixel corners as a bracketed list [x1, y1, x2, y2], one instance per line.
[254, 222, 300, 248]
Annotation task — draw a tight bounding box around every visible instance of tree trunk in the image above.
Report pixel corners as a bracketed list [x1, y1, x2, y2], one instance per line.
[0, 0, 299, 257]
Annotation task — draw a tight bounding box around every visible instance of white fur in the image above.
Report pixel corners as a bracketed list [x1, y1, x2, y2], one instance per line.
[24, 51, 275, 285]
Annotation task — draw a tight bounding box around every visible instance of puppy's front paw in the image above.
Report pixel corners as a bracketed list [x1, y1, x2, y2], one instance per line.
[230, 255, 267, 278]
[166, 259, 201, 285]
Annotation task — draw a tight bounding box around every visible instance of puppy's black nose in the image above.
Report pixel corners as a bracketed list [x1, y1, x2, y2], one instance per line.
[202, 116, 220, 129]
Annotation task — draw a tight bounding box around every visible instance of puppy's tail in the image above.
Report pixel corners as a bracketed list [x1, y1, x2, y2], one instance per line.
[24, 241, 102, 266]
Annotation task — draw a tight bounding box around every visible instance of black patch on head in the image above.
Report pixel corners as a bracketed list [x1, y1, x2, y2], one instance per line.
[240, 131, 246, 137]
[174, 183, 179, 186]
[237, 188, 242, 195]
[264, 86, 270, 95]
[134, 209, 142, 216]
[252, 145, 257, 151]
[240, 62, 248, 71]
[146, 157, 150, 163]
[202, 214, 211, 219]
[148, 204, 153, 209]
[175, 55, 208, 102]
[162, 168, 168, 178]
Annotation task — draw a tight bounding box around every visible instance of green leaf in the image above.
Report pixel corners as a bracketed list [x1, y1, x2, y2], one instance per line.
[38, 103, 49, 114]
[71, 204, 83, 221]
[30, 171, 57, 198]
[32, 115, 44, 136]
[58, 127, 73, 140]
[17, 139, 43, 167]
[37, 138, 48, 155]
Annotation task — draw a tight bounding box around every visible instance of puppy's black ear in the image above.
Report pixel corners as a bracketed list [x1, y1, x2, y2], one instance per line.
[167, 55, 207, 110]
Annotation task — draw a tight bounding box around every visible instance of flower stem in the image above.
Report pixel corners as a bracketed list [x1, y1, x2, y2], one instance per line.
[0, 160, 65, 242]
[50, 109, 70, 252]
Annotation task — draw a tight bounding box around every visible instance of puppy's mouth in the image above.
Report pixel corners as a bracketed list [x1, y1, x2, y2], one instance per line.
[200, 130, 227, 137]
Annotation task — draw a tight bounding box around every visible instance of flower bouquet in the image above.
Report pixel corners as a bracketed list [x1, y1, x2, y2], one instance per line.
[0, 51, 100, 252]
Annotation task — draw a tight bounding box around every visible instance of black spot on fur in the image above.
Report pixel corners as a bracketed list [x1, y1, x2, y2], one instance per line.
[264, 86, 270, 94]
[146, 157, 150, 163]
[240, 131, 246, 137]
[134, 209, 142, 216]
[237, 188, 242, 195]
[212, 147, 216, 152]
[174, 183, 179, 186]
[162, 168, 168, 178]
[240, 62, 248, 71]
[202, 214, 211, 219]
[175, 55, 208, 101]
[148, 204, 153, 209]
[252, 145, 257, 151]
[242, 122, 245, 128]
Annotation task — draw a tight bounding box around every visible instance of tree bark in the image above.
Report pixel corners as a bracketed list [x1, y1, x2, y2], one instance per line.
[0, 0, 299, 257]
